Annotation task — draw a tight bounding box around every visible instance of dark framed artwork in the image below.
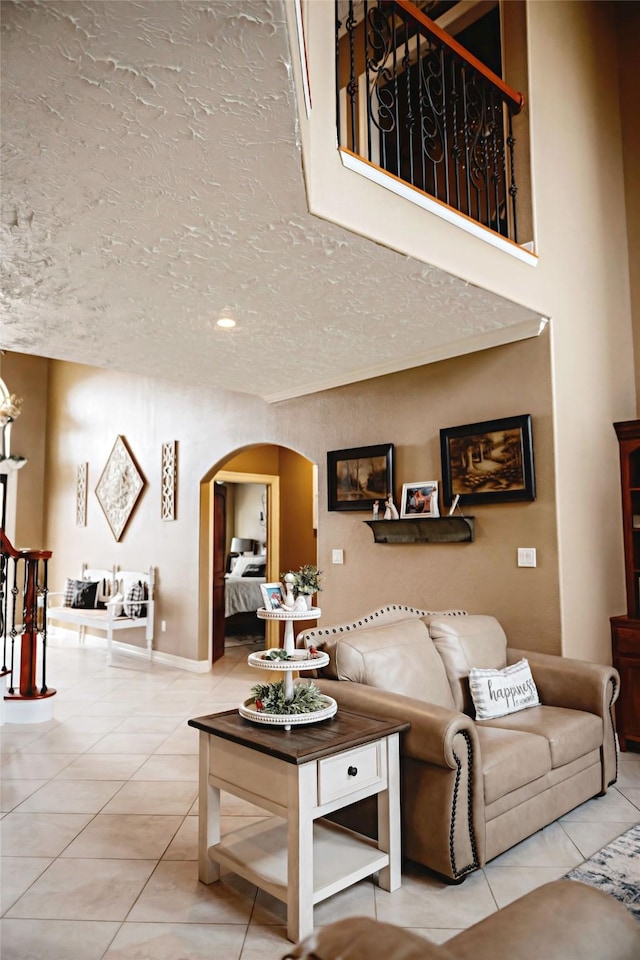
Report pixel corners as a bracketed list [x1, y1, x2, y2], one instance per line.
[327, 443, 394, 511]
[440, 415, 535, 506]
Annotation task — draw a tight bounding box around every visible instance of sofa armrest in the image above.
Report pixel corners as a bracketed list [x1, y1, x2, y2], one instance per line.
[316, 679, 478, 769]
[507, 647, 619, 716]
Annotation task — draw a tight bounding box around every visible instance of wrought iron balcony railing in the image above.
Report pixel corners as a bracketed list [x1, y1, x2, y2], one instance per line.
[335, 0, 524, 242]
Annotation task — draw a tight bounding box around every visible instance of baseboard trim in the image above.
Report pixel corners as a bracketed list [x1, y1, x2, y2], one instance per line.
[151, 648, 211, 674]
[48, 627, 210, 673]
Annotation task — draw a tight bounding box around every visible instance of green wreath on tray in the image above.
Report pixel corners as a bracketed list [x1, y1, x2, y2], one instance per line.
[250, 679, 327, 715]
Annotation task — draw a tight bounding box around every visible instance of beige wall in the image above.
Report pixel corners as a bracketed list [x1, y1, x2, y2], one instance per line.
[36, 322, 558, 667]
[0, 352, 48, 549]
[292, 0, 636, 662]
[278, 447, 316, 578]
[230, 483, 266, 548]
[616, 1, 640, 412]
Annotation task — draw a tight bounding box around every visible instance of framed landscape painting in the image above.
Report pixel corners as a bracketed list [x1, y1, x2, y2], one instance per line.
[440, 415, 535, 506]
[327, 443, 394, 511]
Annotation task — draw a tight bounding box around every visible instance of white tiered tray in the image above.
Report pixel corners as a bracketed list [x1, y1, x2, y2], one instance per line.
[247, 649, 329, 672]
[242, 606, 331, 730]
[239, 694, 337, 728]
[256, 607, 321, 621]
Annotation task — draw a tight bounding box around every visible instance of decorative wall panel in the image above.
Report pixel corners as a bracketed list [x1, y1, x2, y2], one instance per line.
[161, 441, 177, 521]
[76, 462, 87, 526]
[95, 436, 145, 541]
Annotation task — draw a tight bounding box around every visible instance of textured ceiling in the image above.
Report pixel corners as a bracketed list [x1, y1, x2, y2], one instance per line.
[0, 0, 540, 401]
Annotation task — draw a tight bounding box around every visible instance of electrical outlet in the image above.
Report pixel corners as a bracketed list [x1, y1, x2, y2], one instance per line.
[161, 620, 167, 632]
[517, 548, 537, 568]
[332, 549, 344, 564]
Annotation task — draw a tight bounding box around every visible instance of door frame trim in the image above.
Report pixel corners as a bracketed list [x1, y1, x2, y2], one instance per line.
[204, 471, 280, 661]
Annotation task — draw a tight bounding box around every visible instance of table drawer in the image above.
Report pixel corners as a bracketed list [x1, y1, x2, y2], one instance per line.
[318, 742, 383, 805]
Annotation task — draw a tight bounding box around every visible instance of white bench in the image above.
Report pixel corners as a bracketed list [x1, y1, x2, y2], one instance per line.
[47, 564, 155, 663]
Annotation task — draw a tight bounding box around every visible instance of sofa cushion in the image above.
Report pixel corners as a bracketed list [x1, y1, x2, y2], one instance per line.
[475, 725, 552, 804]
[335, 618, 456, 709]
[429, 615, 508, 713]
[470, 659, 540, 720]
[480, 706, 603, 769]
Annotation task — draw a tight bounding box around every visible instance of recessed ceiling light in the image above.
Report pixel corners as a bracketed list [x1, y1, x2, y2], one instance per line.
[216, 317, 236, 329]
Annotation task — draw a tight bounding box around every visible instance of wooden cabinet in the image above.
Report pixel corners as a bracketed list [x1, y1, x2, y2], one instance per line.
[611, 420, 640, 750]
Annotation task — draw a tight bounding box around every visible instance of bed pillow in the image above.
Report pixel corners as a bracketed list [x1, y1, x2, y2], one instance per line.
[242, 561, 266, 577]
[469, 658, 540, 720]
[230, 555, 263, 578]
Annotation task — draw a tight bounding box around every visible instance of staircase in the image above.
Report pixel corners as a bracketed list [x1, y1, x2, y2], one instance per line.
[1, 529, 56, 724]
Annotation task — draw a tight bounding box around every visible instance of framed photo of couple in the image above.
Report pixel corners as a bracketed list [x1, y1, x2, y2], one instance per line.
[400, 481, 440, 518]
[260, 582, 284, 611]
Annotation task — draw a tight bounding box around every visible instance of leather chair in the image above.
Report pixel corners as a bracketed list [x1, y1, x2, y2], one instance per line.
[283, 880, 640, 960]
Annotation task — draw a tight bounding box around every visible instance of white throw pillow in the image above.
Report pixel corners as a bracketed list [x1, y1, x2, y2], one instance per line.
[469, 658, 540, 720]
[106, 592, 124, 618]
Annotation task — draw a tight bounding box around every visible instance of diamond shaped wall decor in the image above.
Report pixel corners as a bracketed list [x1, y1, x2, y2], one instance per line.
[95, 436, 146, 541]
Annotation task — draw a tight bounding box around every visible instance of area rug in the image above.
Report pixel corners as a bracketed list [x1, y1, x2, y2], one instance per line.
[564, 824, 640, 921]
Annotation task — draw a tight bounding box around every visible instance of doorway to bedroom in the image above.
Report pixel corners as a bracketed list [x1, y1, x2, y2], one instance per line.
[203, 444, 317, 664]
[213, 473, 274, 658]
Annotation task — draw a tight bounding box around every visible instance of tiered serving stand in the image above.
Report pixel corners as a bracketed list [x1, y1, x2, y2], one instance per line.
[239, 606, 337, 731]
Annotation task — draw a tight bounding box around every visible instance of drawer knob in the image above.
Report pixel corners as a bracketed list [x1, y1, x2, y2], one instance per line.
[347, 765, 358, 777]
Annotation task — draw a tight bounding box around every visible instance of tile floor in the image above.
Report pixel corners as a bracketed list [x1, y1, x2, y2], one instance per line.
[1, 635, 639, 960]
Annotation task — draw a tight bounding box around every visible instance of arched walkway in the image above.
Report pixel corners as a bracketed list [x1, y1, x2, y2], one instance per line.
[198, 444, 317, 663]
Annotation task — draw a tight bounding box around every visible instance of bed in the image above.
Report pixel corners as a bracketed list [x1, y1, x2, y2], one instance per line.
[224, 555, 266, 618]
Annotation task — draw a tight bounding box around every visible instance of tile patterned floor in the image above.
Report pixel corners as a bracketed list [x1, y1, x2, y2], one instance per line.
[1, 636, 639, 959]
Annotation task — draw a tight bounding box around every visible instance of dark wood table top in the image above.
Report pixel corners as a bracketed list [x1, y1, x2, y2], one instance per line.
[188, 709, 409, 765]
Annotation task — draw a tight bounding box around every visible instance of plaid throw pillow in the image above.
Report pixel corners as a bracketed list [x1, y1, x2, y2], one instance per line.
[63, 578, 78, 606]
[124, 581, 148, 618]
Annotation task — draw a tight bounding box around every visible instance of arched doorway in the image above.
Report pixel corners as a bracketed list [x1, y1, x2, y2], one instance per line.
[199, 444, 317, 663]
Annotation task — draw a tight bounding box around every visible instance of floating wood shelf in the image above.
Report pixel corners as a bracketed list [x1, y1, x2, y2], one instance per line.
[364, 518, 474, 543]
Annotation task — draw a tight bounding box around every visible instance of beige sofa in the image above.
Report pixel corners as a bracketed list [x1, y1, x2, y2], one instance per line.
[298, 606, 619, 882]
[283, 880, 640, 960]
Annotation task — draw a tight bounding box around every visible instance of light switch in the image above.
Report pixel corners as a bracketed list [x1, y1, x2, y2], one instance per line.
[332, 549, 344, 564]
[517, 548, 537, 567]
